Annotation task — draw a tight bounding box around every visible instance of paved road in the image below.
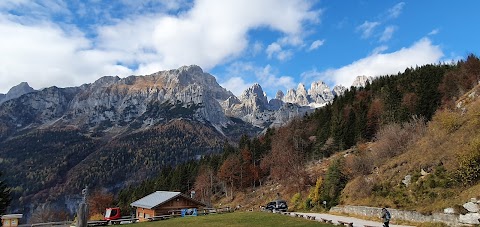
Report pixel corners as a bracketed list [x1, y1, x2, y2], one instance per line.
[289, 212, 414, 227]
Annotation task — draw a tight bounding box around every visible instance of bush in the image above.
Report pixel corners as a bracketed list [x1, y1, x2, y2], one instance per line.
[290, 192, 303, 210]
[372, 117, 426, 163]
[307, 177, 322, 206]
[304, 198, 313, 210]
[433, 110, 463, 133]
[455, 138, 480, 186]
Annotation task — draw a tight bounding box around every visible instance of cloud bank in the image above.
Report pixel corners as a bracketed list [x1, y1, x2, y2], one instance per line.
[320, 38, 444, 87]
[0, 0, 319, 93]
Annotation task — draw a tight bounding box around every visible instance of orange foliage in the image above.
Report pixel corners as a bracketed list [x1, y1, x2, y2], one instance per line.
[88, 190, 114, 218]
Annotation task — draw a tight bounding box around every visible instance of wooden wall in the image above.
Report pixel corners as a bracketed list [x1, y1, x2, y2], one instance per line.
[135, 196, 205, 221]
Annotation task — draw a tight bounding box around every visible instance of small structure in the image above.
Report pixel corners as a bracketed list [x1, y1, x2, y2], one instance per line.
[1, 214, 23, 227]
[130, 191, 206, 222]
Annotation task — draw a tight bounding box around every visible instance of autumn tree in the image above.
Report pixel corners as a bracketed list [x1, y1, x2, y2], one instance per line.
[30, 205, 69, 223]
[262, 121, 310, 191]
[194, 165, 216, 205]
[217, 154, 241, 199]
[88, 190, 114, 218]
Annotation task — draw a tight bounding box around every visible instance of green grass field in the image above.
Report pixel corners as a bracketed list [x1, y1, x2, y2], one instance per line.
[133, 212, 334, 227]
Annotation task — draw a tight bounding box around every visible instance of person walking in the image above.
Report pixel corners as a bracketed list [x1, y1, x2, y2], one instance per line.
[381, 207, 391, 227]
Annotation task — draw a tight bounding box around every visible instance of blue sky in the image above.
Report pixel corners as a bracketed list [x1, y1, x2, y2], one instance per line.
[0, 0, 478, 99]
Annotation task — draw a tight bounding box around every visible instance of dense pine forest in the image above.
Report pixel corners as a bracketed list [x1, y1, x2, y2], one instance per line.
[113, 55, 480, 215]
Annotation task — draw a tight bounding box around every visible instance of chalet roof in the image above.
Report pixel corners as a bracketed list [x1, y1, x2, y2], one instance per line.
[1, 214, 23, 219]
[130, 191, 205, 209]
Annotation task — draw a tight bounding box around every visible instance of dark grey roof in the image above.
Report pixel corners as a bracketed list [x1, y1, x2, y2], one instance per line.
[130, 191, 181, 209]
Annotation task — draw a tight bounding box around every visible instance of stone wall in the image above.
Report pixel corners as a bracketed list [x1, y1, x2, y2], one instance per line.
[330, 205, 459, 226]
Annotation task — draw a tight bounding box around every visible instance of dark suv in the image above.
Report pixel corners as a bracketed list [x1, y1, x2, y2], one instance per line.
[265, 200, 288, 212]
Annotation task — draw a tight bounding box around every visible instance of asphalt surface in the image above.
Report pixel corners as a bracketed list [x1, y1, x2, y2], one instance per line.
[287, 212, 414, 227]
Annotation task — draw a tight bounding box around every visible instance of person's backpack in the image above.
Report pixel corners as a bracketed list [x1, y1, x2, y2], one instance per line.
[385, 210, 391, 221]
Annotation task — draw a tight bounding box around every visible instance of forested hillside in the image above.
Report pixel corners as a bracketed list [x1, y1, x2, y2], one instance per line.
[0, 119, 225, 211]
[112, 55, 480, 216]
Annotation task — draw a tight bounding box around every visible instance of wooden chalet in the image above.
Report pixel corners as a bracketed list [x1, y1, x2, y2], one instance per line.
[1, 214, 22, 227]
[130, 191, 206, 222]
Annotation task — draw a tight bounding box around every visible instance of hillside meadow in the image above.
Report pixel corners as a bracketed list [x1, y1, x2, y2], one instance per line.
[132, 212, 332, 227]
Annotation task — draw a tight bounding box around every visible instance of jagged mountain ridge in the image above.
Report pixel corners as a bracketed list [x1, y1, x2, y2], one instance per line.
[0, 66, 239, 138]
[0, 66, 369, 136]
[0, 64, 374, 214]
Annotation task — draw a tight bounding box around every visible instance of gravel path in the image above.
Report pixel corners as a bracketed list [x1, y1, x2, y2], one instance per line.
[287, 212, 414, 227]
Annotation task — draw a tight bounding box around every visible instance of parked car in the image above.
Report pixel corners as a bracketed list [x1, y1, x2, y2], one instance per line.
[265, 200, 288, 212]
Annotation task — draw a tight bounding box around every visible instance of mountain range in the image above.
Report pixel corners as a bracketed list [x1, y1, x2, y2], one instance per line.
[0, 65, 371, 136]
[0, 65, 370, 212]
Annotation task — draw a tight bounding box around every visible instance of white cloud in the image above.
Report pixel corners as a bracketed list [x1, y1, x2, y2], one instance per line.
[356, 21, 380, 39]
[428, 28, 440, 36]
[0, 0, 320, 93]
[380, 26, 396, 42]
[220, 77, 252, 97]
[308, 39, 325, 51]
[266, 42, 293, 61]
[220, 62, 296, 98]
[148, 0, 319, 70]
[0, 15, 133, 93]
[320, 38, 443, 87]
[252, 41, 263, 56]
[266, 43, 282, 58]
[387, 2, 405, 19]
[370, 45, 389, 55]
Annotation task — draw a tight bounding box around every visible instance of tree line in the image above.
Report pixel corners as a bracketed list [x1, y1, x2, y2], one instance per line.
[113, 55, 480, 213]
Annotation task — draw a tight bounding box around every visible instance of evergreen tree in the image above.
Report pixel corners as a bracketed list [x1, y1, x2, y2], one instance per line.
[0, 171, 11, 214]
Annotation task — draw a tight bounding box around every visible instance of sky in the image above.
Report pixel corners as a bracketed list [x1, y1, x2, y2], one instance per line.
[0, 0, 479, 99]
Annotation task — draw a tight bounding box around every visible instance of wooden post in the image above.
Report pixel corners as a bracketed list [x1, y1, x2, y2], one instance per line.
[76, 186, 88, 227]
[76, 202, 88, 227]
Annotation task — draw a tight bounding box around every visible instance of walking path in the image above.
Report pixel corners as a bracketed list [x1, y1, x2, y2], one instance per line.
[288, 212, 414, 227]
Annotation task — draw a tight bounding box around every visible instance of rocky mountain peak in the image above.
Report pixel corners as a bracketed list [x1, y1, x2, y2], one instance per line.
[352, 75, 373, 88]
[239, 83, 268, 106]
[333, 85, 347, 97]
[283, 88, 297, 104]
[0, 82, 35, 104]
[91, 76, 121, 88]
[308, 81, 333, 105]
[297, 83, 308, 95]
[275, 90, 284, 100]
[178, 64, 204, 75]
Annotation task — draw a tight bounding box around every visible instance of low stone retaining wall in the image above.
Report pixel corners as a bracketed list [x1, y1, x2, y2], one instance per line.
[330, 205, 459, 226]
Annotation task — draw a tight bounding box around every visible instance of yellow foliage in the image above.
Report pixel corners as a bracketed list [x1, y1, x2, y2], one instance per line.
[89, 213, 104, 221]
[308, 177, 322, 204]
[432, 109, 463, 133]
[290, 192, 303, 210]
[456, 137, 480, 185]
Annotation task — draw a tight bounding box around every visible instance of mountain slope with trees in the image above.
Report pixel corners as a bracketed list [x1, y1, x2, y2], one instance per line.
[112, 54, 480, 217]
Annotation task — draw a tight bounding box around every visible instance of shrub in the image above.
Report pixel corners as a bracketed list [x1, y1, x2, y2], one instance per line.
[455, 139, 480, 186]
[433, 110, 463, 133]
[290, 192, 303, 210]
[304, 198, 313, 210]
[308, 177, 322, 205]
[372, 117, 426, 164]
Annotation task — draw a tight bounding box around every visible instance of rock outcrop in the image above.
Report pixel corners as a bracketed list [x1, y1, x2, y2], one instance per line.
[0, 82, 35, 104]
[333, 85, 347, 97]
[352, 75, 373, 88]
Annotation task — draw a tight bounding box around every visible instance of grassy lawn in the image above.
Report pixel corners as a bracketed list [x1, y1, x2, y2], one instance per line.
[133, 212, 334, 227]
